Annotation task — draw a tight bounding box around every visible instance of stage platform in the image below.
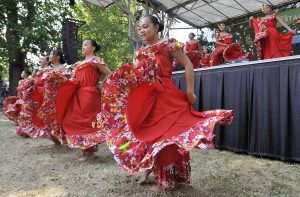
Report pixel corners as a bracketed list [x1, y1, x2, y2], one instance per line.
[172, 55, 300, 162]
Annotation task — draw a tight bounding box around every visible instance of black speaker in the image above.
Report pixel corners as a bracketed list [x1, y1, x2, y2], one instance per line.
[69, 0, 75, 6]
[292, 35, 300, 55]
[62, 19, 79, 64]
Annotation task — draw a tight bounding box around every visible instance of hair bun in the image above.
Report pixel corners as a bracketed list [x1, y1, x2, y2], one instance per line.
[60, 56, 66, 64]
[51, 50, 66, 64]
[85, 39, 101, 53]
[158, 23, 164, 32]
[143, 15, 165, 33]
[95, 44, 101, 52]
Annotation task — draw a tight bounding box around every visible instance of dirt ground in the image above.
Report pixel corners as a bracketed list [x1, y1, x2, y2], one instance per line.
[0, 112, 300, 197]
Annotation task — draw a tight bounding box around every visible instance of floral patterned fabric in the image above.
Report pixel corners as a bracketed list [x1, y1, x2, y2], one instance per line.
[3, 78, 35, 125]
[16, 67, 70, 140]
[153, 160, 191, 189]
[252, 13, 292, 60]
[41, 69, 70, 142]
[210, 33, 233, 66]
[3, 96, 20, 122]
[61, 56, 106, 149]
[210, 34, 250, 66]
[185, 41, 202, 68]
[96, 38, 234, 185]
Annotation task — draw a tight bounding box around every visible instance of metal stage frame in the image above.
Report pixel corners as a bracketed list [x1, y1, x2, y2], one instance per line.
[173, 55, 300, 74]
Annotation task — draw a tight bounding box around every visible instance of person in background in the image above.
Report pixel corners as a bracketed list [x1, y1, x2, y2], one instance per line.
[16, 54, 63, 142]
[210, 22, 250, 66]
[200, 47, 211, 68]
[185, 32, 202, 68]
[249, 4, 296, 60]
[2, 70, 32, 128]
[1, 83, 9, 99]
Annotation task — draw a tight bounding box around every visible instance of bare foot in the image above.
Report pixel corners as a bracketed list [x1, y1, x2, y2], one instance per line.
[137, 169, 151, 185]
[77, 151, 95, 161]
[149, 185, 164, 192]
[22, 134, 30, 138]
[50, 136, 61, 146]
[46, 142, 61, 149]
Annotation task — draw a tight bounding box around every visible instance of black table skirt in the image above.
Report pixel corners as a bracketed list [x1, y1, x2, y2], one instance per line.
[172, 57, 300, 162]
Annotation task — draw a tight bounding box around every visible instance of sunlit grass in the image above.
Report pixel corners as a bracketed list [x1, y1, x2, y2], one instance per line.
[0, 112, 299, 197]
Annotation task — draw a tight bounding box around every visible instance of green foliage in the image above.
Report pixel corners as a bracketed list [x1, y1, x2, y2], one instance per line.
[73, 2, 133, 70]
[0, 0, 71, 79]
[0, 36, 8, 80]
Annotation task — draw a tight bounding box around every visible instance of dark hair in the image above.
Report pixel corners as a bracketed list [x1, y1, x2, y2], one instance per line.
[261, 4, 272, 11]
[143, 15, 164, 32]
[51, 50, 66, 64]
[189, 32, 196, 38]
[218, 22, 226, 27]
[85, 39, 101, 52]
[23, 70, 31, 76]
[43, 56, 51, 66]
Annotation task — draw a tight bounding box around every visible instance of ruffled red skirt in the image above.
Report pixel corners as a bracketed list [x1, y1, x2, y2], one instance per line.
[187, 52, 201, 68]
[61, 83, 105, 149]
[3, 96, 20, 122]
[97, 63, 234, 189]
[30, 87, 45, 128]
[258, 28, 292, 59]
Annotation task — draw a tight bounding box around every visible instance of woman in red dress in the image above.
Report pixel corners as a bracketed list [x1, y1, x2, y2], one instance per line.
[249, 4, 296, 60]
[210, 23, 250, 66]
[210, 23, 232, 66]
[96, 15, 234, 191]
[16, 56, 50, 138]
[3, 70, 31, 125]
[39, 51, 70, 145]
[185, 33, 202, 68]
[200, 47, 211, 68]
[59, 39, 112, 161]
[17, 53, 68, 144]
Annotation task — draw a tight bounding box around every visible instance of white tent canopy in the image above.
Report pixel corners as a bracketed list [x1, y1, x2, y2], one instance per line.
[83, 0, 297, 27]
[83, 0, 114, 7]
[158, 0, 296, 27]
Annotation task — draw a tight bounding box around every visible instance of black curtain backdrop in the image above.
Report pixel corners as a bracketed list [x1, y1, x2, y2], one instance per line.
[172, 58, 300, 162]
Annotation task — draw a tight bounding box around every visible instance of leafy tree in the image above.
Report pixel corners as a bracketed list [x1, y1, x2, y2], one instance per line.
[0, 0, 70, 95]
[72, 2, 133, 70]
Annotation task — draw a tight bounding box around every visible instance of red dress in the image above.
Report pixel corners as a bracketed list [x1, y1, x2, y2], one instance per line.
[97, 38, 234, 190]
[40, 67, 71, 142]
[210, 33, 232, 66]
[185, 41, 202, 68]
[210, 34, 250, 66]
[3, 78, 34, 128]
[3, 96, 19, 122]
[251, 13, 292, 60]
[60, 57, 105, 149]
[201, 53, 211, 67]
[16, 67, 69, 140]
[16, 69, 50, 138]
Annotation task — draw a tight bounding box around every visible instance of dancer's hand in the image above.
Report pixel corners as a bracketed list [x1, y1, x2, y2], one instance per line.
[290, 30, 297, 35]
[187, 91, 196, 104]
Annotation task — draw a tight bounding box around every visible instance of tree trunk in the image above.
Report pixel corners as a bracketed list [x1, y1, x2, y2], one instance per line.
[4, 0, 24, 96]
[8, 50, 25, 96]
